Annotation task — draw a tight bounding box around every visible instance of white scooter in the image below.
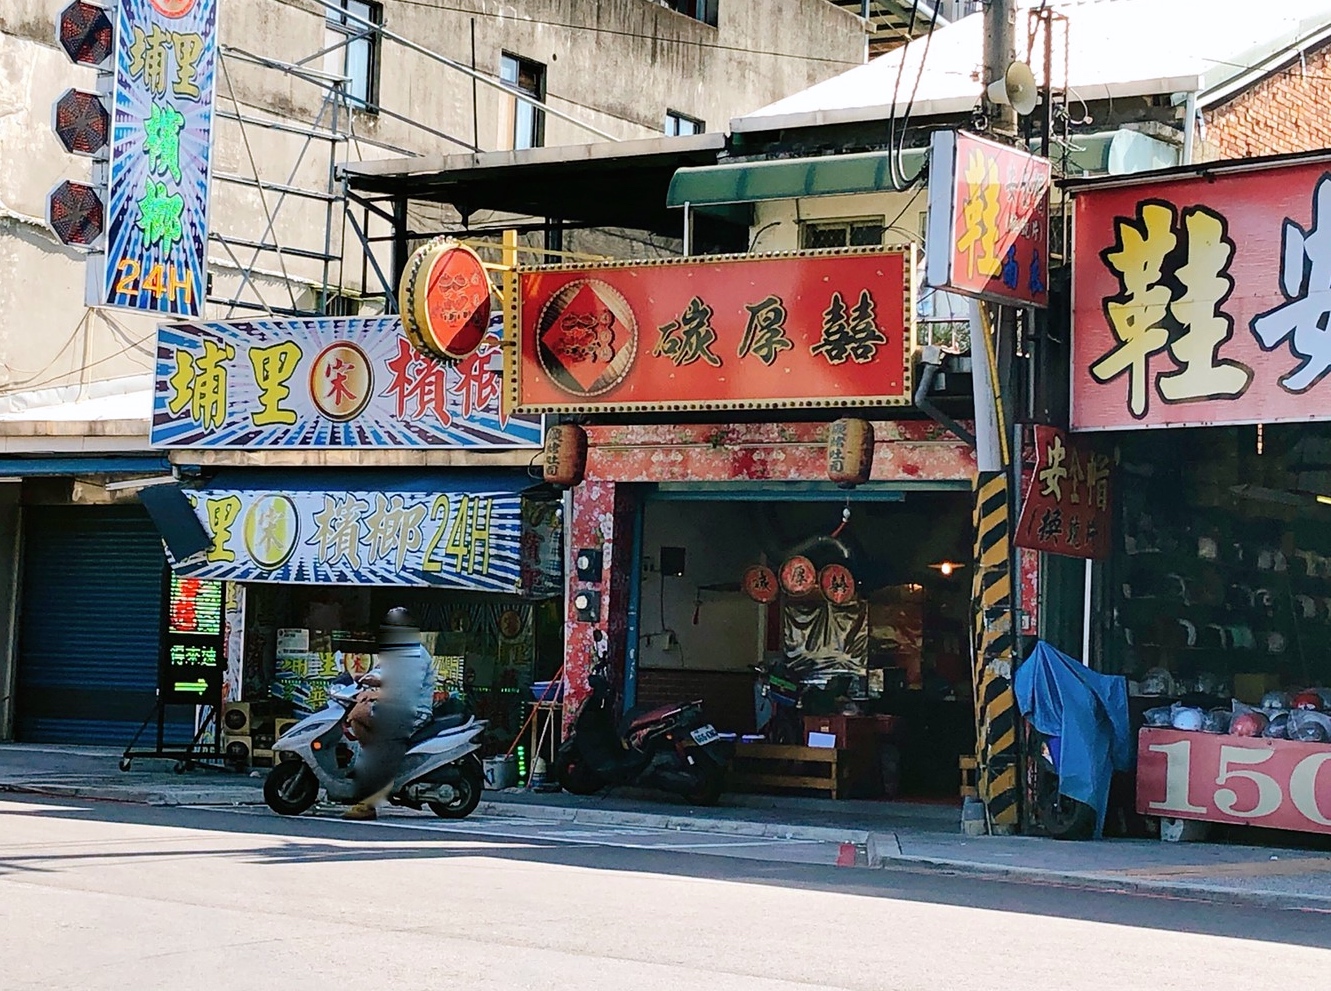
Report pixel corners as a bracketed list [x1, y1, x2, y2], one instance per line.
[264, 682, 488, 820]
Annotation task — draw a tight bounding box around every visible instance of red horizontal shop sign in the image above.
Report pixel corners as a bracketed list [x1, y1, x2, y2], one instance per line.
[511, 249, 913, 413]
[1136, 727, 1331, 835]
[1072, 156, 1331, 431]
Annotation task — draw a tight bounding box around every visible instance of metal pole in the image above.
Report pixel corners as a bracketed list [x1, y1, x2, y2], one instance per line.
[682, 202, 693, 256]
[1081, 558, 1093, 666]
[983, 0, 1017, 137]
[470, 19, 479, 152]
[1039, 6, 1053, 159]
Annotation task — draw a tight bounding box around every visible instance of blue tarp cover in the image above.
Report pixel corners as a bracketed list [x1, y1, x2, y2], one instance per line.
[1013, 641, 1133, 836]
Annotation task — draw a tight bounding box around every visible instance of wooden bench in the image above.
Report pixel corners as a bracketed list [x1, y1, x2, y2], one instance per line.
[729, 742, 849, 799]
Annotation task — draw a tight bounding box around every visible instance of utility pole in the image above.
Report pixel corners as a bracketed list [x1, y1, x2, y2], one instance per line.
[970, 0, 1023, 837]
[982, 0, 1017, 139]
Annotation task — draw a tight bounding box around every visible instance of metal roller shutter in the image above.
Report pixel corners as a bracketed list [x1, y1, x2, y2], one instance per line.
[16, 505, 188, 745]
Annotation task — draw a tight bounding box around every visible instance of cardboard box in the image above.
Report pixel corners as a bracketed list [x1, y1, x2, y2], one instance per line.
[1234, 672, 1282, 705]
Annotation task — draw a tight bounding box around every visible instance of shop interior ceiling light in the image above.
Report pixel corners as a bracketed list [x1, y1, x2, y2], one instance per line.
[929, 561, 965, 577]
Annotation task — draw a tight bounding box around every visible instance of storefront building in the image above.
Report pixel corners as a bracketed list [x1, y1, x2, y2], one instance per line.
[1064, 150, 1331, 838]
[0, 310, 563, 752]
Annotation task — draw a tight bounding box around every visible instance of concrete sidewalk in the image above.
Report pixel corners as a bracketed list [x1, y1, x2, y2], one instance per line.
[4, 742, 1331, 910]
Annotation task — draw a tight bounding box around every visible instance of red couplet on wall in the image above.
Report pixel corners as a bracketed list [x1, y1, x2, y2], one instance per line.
[513, 250, 913, 413]
[1072, 156, 1331, 431]
[1136, 727, 1331, 835]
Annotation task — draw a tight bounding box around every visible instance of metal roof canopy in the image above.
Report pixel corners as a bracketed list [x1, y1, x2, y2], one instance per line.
[340, 132, 738, 239]
[668, 132, 1179, 214]
[1060, 146, 1331, 194]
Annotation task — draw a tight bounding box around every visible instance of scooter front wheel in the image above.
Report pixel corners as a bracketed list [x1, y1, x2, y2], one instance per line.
[263, 760, 319, 816]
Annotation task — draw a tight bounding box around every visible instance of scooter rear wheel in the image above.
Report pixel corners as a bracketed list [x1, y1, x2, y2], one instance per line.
[554, 746, 603, 796]
[428, 756, 484, 820]
[263, 760, 319, 816]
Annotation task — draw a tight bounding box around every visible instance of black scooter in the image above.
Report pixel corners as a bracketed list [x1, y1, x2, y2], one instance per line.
[555, 662, 734, 805]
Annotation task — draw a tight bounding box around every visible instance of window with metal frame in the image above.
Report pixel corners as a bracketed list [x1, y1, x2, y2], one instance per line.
[800, 217, 886, 251]
[665, 110, 705, 137]
[501, 52, 546, 150]
[657, 0, 719, 27]
[324, 0, 381, 111]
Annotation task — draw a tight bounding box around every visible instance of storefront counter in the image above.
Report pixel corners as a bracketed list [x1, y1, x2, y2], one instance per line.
[1136, 727, 1331, 837]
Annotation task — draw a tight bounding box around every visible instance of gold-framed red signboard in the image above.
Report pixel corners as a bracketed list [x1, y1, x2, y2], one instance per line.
[510, 248, 914, 413]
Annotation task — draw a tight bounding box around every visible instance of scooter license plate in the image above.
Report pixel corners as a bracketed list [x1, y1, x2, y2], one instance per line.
[690, 724, 720, 746]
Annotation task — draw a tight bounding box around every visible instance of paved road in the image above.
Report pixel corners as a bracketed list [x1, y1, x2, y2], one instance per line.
[2, 796, 1329, 991]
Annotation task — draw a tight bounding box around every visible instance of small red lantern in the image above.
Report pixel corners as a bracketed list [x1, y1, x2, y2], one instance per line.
[780, 556, 818, 597]
[398, 238, 493, 362]
[819, 564, 856, 604]
[542, 423, 587, 488]
[742, 565, 779, 604]
[827, 417, 874, 488]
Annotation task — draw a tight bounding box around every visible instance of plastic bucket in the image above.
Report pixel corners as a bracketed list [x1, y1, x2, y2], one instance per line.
[483, 755, 518, 791]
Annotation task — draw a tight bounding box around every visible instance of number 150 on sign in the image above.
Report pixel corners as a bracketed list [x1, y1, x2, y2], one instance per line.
[1137, 729, 1331, 834]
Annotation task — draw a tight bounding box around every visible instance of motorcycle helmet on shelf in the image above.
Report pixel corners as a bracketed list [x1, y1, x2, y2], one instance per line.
[1261, 690, 1292, 711]
[1140, 668, 1175, 697]
[1171, 706, 1205, 732]
[1263, 711, 1292, 739]
[1289, 710, 1331, 743]
[1144, 706, 1173, 728]
[1293, 690, 1325, 712]
[1201, 709, 1231, 734]
[1229, 710, 1268, 737]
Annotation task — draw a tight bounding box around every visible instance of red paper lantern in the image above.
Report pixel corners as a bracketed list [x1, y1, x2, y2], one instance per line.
[398, 238, 493, 362]
[819, 564, 856, 604]
[780, 556, 818, 597]
[542, 423, 587, 488]
[827, 417, 874, 488]
[742, 565, 779, 604]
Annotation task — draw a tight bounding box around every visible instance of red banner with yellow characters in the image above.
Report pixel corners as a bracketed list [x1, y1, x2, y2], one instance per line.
[1072, 156, 1331, 431]
[511, 249, 913, 413]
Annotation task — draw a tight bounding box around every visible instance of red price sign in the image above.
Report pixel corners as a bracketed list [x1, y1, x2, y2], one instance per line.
[1136, 728, 1331, 835]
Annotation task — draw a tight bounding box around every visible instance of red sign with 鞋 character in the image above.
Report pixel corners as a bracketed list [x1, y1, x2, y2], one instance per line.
[925, 130, 1051, 308]
[511, 250, 913, 413]
[1136, 727, 1331, 836]
[1072, 155, 1331, 431]
[1014, 425, 1112, 559]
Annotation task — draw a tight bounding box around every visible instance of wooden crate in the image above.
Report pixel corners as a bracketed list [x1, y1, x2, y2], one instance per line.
[959, 755, 978, 799]
[729, 743, 848, 799]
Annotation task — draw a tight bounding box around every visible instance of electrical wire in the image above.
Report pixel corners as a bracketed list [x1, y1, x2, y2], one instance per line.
[384, 0, 865, 67]
[885, 0, 921, 192]
[893, 1, 938, 188]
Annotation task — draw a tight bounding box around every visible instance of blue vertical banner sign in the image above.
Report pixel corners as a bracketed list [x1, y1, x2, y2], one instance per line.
[102, 0, 217, 315]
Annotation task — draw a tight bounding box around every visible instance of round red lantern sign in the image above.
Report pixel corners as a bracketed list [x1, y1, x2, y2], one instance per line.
[780, 556, 818, 597]
[398, 238, 493, 362]
[819, 564, 856, 604]
[742, 565, 779, 604]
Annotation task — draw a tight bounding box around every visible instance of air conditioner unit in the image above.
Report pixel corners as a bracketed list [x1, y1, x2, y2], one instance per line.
[221, 701, 251, 735]
[273, 717, 299, 741]
[222, 734, 252, 768]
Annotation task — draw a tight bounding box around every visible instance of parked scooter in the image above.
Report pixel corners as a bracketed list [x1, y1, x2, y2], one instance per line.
[263, 682, 488, 820]
[555, 662, 733, 805]
[753, 661, 802, 744]
[1032, 729, 1096, 840]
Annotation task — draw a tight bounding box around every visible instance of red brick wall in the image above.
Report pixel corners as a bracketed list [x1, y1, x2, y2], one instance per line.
[635, 668, 757, 735]
[1204, 42, 1331, 160]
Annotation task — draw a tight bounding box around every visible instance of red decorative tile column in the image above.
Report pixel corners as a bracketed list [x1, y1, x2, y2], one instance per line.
[563, 480, 637, 732]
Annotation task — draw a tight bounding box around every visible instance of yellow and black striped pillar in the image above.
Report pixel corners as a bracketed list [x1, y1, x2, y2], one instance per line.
[971, 469, 1021, 832]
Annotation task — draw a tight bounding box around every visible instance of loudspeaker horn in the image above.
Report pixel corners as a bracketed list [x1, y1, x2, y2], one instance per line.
[985, 60, 1040, 117]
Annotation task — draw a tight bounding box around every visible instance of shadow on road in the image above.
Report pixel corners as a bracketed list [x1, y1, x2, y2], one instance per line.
[3, 796, 1330, 951]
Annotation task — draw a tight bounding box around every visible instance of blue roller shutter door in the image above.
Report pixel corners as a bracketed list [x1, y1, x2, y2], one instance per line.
[17, 505, 189, 745]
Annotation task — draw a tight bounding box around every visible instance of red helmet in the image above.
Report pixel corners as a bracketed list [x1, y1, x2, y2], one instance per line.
[1230, 711, 1268, 737]
[1293, 691, 1324, 711]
